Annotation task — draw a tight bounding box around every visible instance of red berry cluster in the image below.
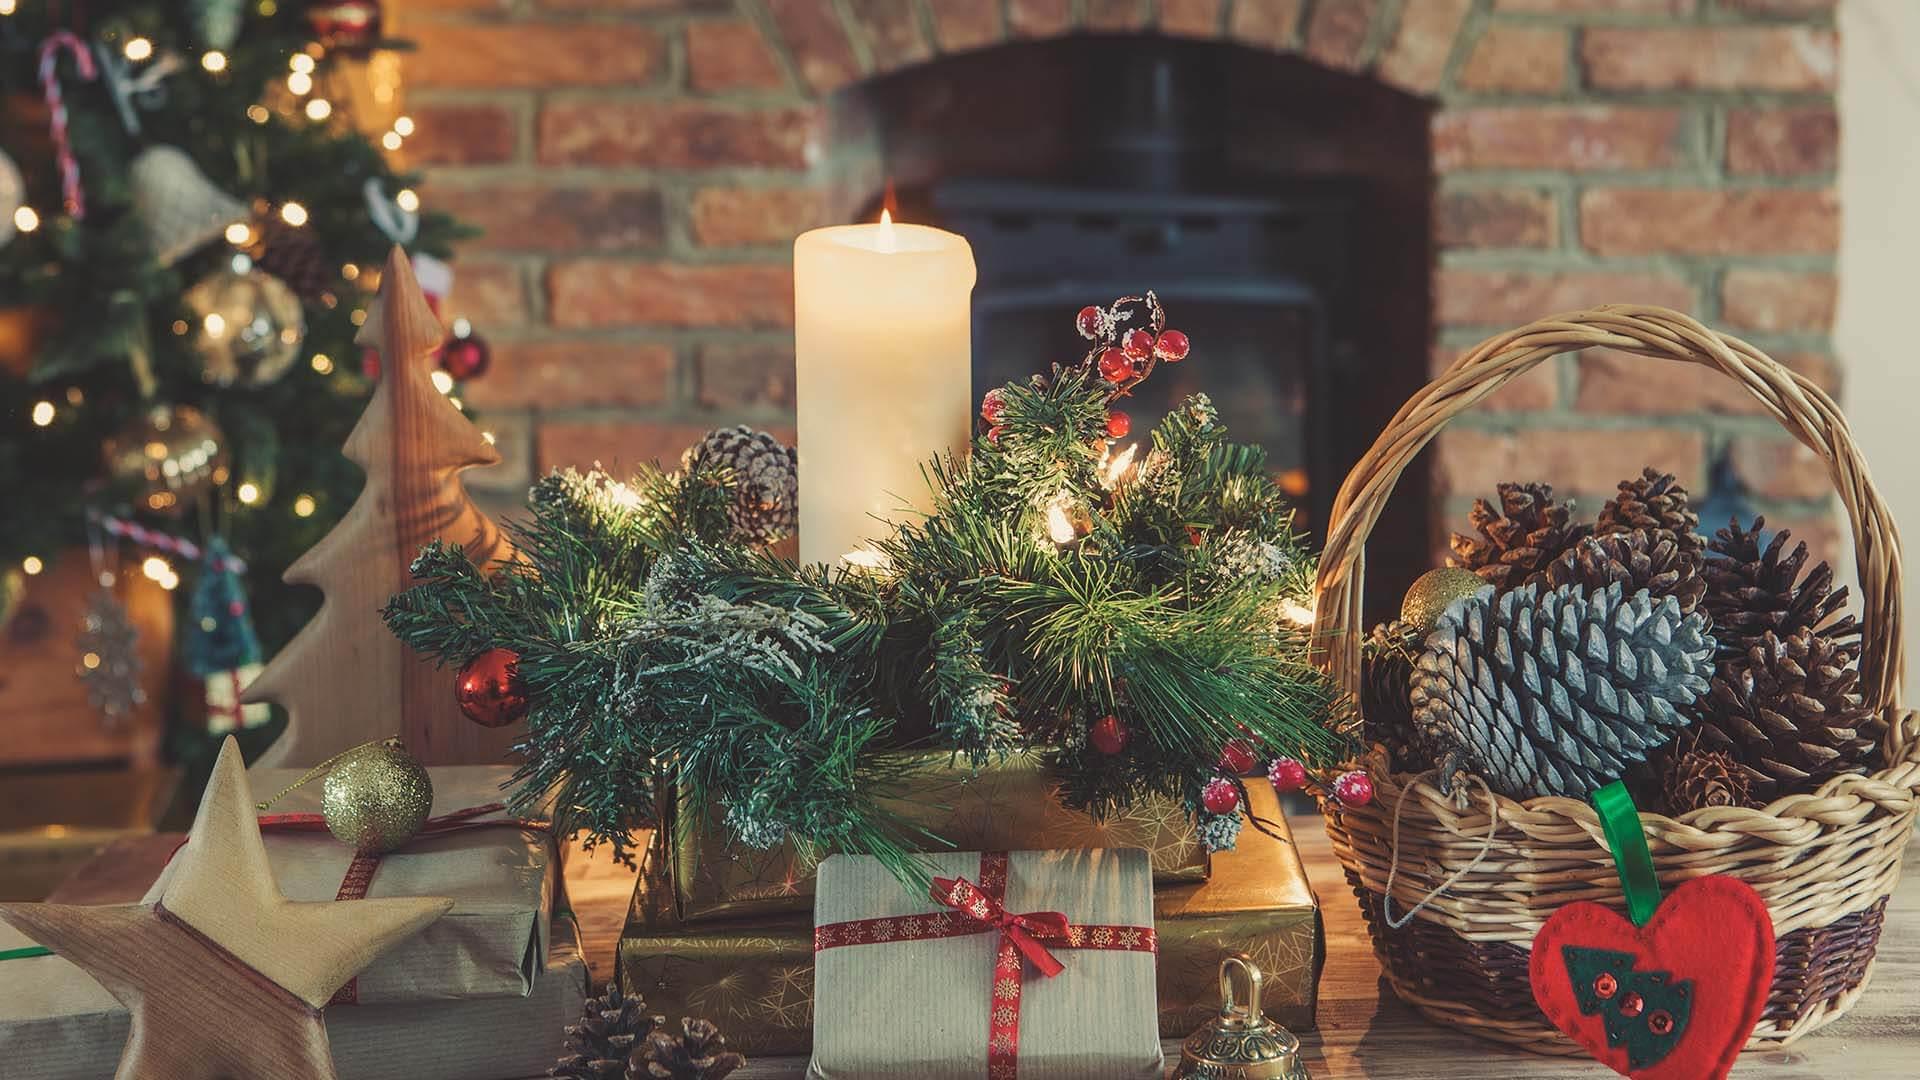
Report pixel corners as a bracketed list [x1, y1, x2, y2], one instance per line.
[1267, 756, 1373, 807]
[978, 294, 1193, 447]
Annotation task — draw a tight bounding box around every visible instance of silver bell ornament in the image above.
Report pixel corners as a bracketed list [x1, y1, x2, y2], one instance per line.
[129, 146, 246, 266]
[0, 148, 23, 249]
[183, 263, 307, 388]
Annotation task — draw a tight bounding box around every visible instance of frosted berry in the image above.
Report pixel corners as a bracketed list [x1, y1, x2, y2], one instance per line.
[1154, 329, 1190, 362]
[980, 387, 1008, 425]
[1106, 410, 1131, 438]
[1089, 714, 1129, 755]
[1332, 770, 1374, 807]
[1218, 738, 1257, 775]
[986, 425, 1005, 444]
[1075, 305, 1104, 339]
[1122, 328, 1155, 360]
[1201, 777, 1241, 815]
[1267, 757, 1308, 794]
[1097, 347, 1133, 383]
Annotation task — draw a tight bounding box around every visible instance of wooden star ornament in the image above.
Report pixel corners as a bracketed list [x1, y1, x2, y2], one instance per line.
[0, 737, 453, 1080]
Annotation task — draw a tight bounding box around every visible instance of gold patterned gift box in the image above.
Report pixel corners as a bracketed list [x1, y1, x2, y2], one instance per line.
[620, 783, 1320, 1056]
[671, 751, 1208, 923]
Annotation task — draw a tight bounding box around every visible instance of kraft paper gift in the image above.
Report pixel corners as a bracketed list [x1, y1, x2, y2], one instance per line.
[673, 751, 1206, 922]
[807, 848, 1162, 1080]
[0, 913, 589, 1080]
[136, 765, 555, 1003]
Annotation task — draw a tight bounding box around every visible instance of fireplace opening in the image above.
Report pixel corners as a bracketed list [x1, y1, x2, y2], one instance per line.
[827, 34, 1436, 621]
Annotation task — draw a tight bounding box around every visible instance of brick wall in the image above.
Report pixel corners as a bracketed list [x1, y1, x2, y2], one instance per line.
[400, 0, 1841, 558]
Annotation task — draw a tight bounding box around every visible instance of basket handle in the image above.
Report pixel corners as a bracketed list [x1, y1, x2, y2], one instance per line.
[1311, 305, 1905, 718]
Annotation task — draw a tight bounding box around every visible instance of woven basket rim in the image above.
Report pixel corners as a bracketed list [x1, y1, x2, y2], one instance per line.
[1311, 305, 1919, 835]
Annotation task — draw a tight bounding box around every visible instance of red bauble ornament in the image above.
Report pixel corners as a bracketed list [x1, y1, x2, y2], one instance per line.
[1267, 757, 1308, 794]
[455, 647, 529, 729]
[1531, 876, 1775, 1080]
[307, 0, 383, 53]
[986, 424, 1005, 444]
[1089, 714, 1129, 755]
[439, 333, 490, 380]
[1122, 328, 1155, 360]
[1332, 769, 1374, 807]
[1097, 347, 1133, 383]
[1217, 738, 1257, 775]
[1201, 776, 1240, 815]
[1106, 410, 1131, 438]
[1154, 329, 1190, 362]
[980, 387, 1008, 425]
[1075, 305, 1103, 339]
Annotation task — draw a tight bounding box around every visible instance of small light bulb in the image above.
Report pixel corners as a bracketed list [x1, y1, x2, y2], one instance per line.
[81, 651, 101, 670]
[287, 70, 313, 95]
[290, 53, 315, 74]
[21, 556, 43, 576]
[236, 481, 261, 504]
[13, 206, 38, 233]
[158, 571, 180, 591]
[203, 312, 227, 338]
[293, 494, 317, 518]
[0, 1, 18, 16]
[310, 353, 334, 374]
[30, 400, 55, 426]
[381, 131, 402, 151]
[141, 556, 170, 582]
[350, 309, 367, 326]
[305, 98, 332, 121]
[430, 370, 455, 394]
[393, 115, 415, 136]
[341, 263, 359, 280]
[280, 202, 308, 226]
[124, 37, 153, 61]
[202, 50, 227, 72]
[247, 104, 270, 124]
[225, 221, 252, 245]
[394, 188, 420, 213]
[172, 319, 189, 335]
[65, 387, 83, 405]
[452, 316, 472, 337]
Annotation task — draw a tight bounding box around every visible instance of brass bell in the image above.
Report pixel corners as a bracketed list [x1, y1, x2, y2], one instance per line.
[1171, 953, 1310, 1080]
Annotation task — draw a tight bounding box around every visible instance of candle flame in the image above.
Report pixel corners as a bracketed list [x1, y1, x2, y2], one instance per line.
[877, 208, 897, 254]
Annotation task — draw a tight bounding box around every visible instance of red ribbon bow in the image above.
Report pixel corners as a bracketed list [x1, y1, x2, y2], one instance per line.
[930, 873, 1071, 977]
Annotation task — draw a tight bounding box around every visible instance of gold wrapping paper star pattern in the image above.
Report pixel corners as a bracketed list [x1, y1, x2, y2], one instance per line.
[672, 752, 1207, 923]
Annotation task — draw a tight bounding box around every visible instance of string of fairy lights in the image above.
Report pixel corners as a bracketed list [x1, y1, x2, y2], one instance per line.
[2, 3, 475, 595]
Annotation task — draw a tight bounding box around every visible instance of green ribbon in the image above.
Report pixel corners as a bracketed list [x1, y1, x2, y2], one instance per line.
[1594, 780, 1661, 926]
[0, 946, 53, 961]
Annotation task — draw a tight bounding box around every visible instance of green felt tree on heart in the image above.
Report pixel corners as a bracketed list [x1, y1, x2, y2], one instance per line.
[1562, 947, 1693, 1071]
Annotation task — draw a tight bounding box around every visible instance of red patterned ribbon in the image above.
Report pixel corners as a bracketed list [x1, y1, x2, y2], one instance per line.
[813, 852, 1156, 1079]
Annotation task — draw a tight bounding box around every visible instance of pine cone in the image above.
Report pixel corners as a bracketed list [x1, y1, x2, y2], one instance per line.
[1449, 482, 1592, 590]
[1660, 734, 1753, 815]
[1598, 468, 1704, 553]
[1702, 516, 1860, 661]
[636, 1018, 746, 1080]
[1694, 629, 1886, 802]
[682, 426, 798, 546]
[1529, 529, 1707, 614]
[552, 984, 656, 1080]
[253, 217, 335, 301]
[1360, 620, 1430, 772]
[1410, 581, 1715, 800]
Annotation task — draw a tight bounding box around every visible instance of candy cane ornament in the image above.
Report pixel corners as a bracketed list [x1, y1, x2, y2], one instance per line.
[38, 31, 98, 220]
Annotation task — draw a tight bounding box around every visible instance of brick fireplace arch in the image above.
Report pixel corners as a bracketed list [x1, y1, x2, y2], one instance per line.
[401, 0, 1843, 570]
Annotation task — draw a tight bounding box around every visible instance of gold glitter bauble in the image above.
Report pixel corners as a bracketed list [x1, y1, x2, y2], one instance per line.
[321, 739, 433, 854]
[1401, 567, 1489, 633]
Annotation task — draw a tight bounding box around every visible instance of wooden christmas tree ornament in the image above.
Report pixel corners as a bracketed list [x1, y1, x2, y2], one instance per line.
[245, 246, 513, 767]
[0, 737, 453, 1079]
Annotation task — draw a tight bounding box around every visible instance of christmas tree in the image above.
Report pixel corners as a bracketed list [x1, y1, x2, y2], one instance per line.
[1562, 946, 1693, 1071]
[0, 3, 470, 760]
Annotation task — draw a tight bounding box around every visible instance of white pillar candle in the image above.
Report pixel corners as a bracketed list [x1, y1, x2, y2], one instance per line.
[794, 214, 976, 565]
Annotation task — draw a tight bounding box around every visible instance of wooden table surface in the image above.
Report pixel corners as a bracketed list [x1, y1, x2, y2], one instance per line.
[562, 815, 1920, 1079]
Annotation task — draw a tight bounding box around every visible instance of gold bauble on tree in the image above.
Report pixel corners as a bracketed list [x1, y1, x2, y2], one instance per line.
[101, 403, 230, 516]
[321, 738, 433, 854]
[1402, 567, 1489, 633]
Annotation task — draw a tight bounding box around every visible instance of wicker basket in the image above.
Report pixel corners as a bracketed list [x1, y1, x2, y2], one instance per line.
[1310, 305, 1920, 1052]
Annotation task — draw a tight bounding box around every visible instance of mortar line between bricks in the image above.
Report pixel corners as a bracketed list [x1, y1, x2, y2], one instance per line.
[1357, 0, 1405, 72]
[737, 0, 812, 97]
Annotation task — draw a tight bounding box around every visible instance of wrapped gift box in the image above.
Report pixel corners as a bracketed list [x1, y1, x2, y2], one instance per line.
[112, 765, 555, 1003]
[810, 848, 1163, 1080]
[673, 751, 1207, 922]
[0, 912, 589, 1080]
[619, 783, 1320, 1056]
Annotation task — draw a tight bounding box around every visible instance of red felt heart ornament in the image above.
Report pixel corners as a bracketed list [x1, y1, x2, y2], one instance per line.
[1530, 876, 1775, 1080]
